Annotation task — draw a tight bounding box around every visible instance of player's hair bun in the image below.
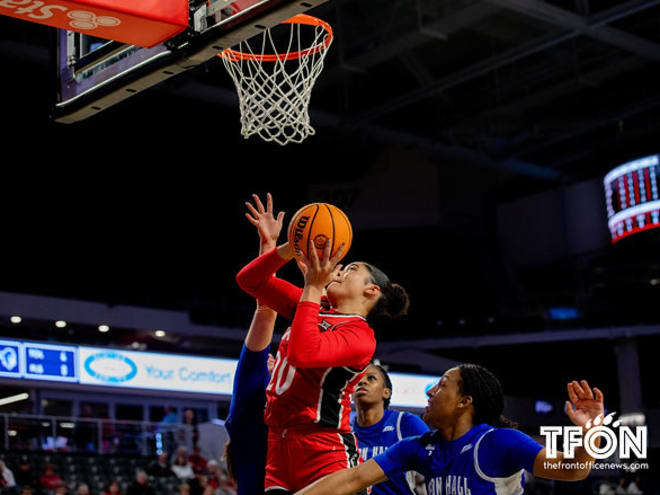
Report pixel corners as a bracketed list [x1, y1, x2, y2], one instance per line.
[385, 283, 410, 319]
[363, 264, 410, 320]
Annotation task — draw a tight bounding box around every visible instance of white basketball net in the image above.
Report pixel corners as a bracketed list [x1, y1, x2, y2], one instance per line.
[221, 16, 332, 146]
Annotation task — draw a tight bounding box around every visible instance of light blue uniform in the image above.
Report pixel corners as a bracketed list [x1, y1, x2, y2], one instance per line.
[352, 409, 429, 494]
[374, 424, 543, 495]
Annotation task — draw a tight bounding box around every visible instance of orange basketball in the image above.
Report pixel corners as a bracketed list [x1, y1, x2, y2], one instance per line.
[287, 203, 353, 262]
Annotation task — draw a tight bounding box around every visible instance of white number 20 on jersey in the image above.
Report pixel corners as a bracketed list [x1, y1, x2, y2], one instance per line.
[266, 352, 296, 395]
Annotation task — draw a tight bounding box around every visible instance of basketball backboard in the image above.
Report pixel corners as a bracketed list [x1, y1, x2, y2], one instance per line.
[52, 0, 328, 123]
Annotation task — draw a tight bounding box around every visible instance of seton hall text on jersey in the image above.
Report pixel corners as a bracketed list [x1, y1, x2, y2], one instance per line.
[427, 475, 471, 495]
[359, 446, 387, 460]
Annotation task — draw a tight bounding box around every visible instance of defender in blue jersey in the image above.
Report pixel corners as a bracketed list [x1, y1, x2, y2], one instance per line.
[223, 192, 285, 495]
[295, 364, 606, 495]
[352, 364, 429, 494]
[224, 313, 274, 495]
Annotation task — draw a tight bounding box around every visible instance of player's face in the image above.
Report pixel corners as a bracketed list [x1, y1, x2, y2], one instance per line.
[423, 368, 465, 428]
[326, 262, 379, 303]
[353, 365, 391, 408]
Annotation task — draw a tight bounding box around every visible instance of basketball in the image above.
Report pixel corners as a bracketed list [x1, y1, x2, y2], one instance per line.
[287, 203, 353, 262]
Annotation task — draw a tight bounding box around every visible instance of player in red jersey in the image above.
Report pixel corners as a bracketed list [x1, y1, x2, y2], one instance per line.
[236, 194, 410, 495]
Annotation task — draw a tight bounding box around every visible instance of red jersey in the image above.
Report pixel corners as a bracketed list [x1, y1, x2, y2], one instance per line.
[236, 248, 376, 432]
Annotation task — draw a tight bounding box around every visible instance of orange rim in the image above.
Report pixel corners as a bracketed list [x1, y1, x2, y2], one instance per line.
[218, 14, 333, 62]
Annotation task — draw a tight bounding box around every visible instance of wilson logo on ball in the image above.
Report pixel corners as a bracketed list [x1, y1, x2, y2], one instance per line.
[292, 215, 310, 254]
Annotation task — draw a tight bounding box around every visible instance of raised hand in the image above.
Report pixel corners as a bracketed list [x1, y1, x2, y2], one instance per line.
[564, 380, 605, 429]
[300, 240, 345, 290]
[245, 193, 285, 251]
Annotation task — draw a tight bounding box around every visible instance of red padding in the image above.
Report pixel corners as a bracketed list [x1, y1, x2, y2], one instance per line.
[0, 0, 189, 48]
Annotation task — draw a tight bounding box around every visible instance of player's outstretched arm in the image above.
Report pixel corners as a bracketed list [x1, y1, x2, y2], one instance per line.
[243, 194, 280, 351]
[294, 459, 387, 495]
[533, 380, 604, 481]
[236, 193, 301, 319]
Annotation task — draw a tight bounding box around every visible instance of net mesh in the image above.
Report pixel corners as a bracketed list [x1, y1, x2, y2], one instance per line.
[220, 16, 332, 146]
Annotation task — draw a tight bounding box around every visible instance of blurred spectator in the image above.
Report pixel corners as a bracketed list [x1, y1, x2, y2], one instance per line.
[0, 460, 17, 493]
[14, 458, 32, 489]
[161, 406, 178, 425]
[600, 478, 615, 495]
[175, 409, 198, 454]
[171, 447, 188, 465]
[159, 406, 179, 455]
[19, 487, 31, 495]
[184, 410, 197, 429]
[126, 471, 154, 495]
[616, 477, 627, 495]
[76, 483, 90, 495]
[178, 484, 190, 495]
[205, 461, 220, 491]
[55, 484, 69, 495]
[147, 453, 171, 477]
[217, 468, 236, 495]
[171, 452, 195, 481]
[188, 446, 207, 474]
[627, 476, 643, 494]
[40, 464, 62, 491]
[103, 480, 122, 495]
[201, 486, 214, 495]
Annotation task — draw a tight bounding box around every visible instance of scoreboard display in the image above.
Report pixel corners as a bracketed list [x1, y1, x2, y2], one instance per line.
[23, 343, 77, 382]
[604, 154, 660, 243]
[0, 341, 77, 382]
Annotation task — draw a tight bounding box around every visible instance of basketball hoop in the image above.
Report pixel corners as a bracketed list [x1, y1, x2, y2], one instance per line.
[219, 14, 333, 146]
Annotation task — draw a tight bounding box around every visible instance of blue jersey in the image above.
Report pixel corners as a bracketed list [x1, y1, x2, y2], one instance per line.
[224, 345, 270, 495]
[352, 409, 429, 495]
[374, 424, 544, 495]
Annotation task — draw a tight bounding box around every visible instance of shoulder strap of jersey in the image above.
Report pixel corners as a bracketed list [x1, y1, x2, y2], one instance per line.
[396, 411, 404, 441]
[473, 428, 526, 495]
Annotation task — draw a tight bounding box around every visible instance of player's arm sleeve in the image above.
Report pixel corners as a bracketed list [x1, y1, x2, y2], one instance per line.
[286, 302, 376, 369]
[401, 413, 430, 437]
[373, 437, 423, 479]
[477, 429, 544, 478]
[226, 344, 270, 427]
[235, 248, 303, 319]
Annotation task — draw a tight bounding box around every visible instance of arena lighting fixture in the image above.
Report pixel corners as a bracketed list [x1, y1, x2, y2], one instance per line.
[98, 325, 110, 333]
[10, 316, 21, 324]
[0, 392, 29, 406]
[60, 422, 75, 429]
[55, 320, 67, 328]
[155, 330, 166, 338]
[604, 154, 660, 242]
